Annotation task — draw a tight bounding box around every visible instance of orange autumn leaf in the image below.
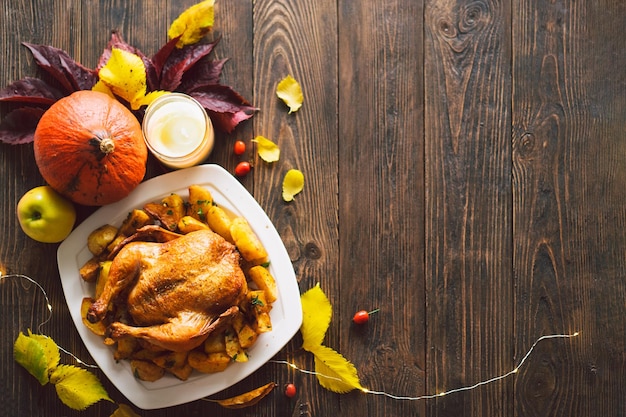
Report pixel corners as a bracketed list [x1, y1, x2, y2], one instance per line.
[211, 382, 276, 409]
[168, 0, 215, 48]
[276, 75, 303, 113]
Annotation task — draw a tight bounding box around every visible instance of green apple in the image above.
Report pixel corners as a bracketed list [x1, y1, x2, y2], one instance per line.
[17, 186, 76, 243]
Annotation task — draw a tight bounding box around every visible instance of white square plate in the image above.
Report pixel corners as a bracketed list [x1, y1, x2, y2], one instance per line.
[57, 164, 302, 410]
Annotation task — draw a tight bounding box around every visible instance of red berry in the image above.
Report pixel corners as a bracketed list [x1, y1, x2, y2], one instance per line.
[352, 308, 379, 324]
[353, 310, 370, 324]
[233, 140, 246, 155]
[284, 383, 297, 398]
[235, 161, 251, 177]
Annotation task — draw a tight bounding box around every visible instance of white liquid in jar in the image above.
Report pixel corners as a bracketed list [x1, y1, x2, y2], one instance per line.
[146, 101, 206, 158]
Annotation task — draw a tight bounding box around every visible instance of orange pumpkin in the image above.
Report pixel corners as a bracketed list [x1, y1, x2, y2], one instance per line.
[34, 90, 148, 206]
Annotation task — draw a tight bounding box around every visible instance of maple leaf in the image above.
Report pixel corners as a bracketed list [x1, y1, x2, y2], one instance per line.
[168, 0, 215, 48]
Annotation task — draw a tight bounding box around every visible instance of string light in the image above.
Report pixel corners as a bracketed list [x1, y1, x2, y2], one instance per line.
[0, 272, 98, 368]
[272, 332, 580, 401]
[2, 272, 581, 395]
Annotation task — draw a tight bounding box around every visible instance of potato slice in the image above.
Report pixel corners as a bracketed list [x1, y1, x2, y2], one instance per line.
[130, 359, 165, 381]
[118, 209, 153, 237]
[206, 205, 233, 242]
[79, 257, 101, 282]
[230, 217, 268, 263]
[203, 331, 227, 354]
[177, 215, 211, 234]
[188, 351, 231, 373]
[247, 265, 277, 303]
[186, 185, 213, 222]
[87, 224, 118, 256]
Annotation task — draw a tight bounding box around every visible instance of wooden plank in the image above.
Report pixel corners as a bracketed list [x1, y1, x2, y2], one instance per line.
[337, 0, 426, 415]
[251, 0, 339, 414]
[424, 1, 513, 416]
[512, 1, 626, 415]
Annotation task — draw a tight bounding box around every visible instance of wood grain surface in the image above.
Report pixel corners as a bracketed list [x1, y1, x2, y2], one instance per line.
[1, 0, 625, 416]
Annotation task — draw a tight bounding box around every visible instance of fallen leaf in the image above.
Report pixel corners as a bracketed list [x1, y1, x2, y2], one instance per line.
[300, 283, 332, 350]
[0, 77, 64, 105]
[0, 107, 45, 145]
[252, 136, 280, 163]
[159, 40, 219, 91]
[23, 42, 97, 92]
[212, 382, 276, 409]
[189, 86, 257, 133]
[98, 48, 149, 109]
[110, 404, 141, 417]
[282, 169, 305, 202]
[51, 364, 113, 410]
[311, 345, 363, 393]
[276, 75, 303, 113]
[13, 331, 53, 385]
[168, 0, 215, 48]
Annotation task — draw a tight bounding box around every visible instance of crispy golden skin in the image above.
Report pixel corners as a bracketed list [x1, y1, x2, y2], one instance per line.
[87, 227, 247, 352]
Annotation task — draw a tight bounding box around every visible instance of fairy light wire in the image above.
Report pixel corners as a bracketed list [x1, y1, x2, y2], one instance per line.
[272, 332, 580, 401]
[0, 272, 98, 368]
[2, 272, 581, 391]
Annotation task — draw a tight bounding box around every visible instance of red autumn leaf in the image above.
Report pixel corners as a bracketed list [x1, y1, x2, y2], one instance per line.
[189, 85, 257, 133]
[23, 43, 97, 92]
[151, 36, 181, 82]
[178, 57, 227, 92]
[0, 107, 45, 144]
[0, 77, 64, 105]
[159, 40, 218, 91]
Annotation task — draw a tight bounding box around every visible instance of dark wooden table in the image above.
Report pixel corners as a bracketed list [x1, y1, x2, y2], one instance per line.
[2, 1, 625, 416]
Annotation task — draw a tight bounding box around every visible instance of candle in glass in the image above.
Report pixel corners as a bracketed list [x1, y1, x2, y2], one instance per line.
[142, 93, 214, 169]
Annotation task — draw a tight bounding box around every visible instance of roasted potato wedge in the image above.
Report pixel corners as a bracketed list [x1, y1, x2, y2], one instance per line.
[188, 351, 231, 373]
[177, 215, 211, 234]
[230, 217, 268, 263]
[87, 224, 118, 256]
[206, 205, 234, 242]
[131, 359, 165, 382]
[247, 265, 277, 303]
[186, 185, 213, 222]
[144, 193, 186, 231]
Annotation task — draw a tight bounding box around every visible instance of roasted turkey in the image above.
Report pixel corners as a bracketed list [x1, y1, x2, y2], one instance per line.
[87, 226, 248, 352]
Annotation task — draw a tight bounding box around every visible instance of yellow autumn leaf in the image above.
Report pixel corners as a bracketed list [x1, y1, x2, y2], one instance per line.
[98, 48, 146, 109]
[111, 404, 141, 417]
[168, 0, 215, 48]
[300, 283, 332, 350]
[282, 169, 304, 202]
[276, 75, 303, 113]
[311, 345, 363, 393]
[13, 331, 54, 385]
[51, 364, 113, 410]
[91, 79, 114, 97]
[252, 136, 280, 163]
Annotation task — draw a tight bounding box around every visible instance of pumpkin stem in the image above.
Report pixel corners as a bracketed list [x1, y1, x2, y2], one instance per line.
[99, 137, 115, 155]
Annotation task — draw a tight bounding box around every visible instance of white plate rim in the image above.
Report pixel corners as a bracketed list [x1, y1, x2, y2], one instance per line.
[57, 164, 302, 410]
